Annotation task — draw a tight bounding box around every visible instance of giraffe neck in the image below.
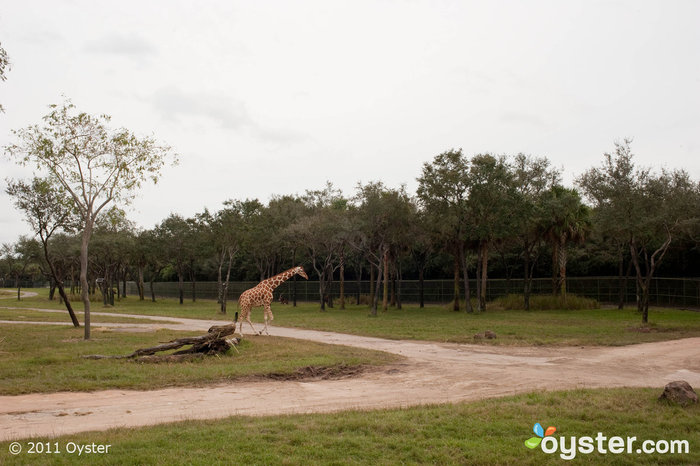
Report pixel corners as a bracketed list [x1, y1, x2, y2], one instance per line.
[260, 268, 297, 291]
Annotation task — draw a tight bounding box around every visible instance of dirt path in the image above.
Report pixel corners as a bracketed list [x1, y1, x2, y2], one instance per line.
[1, 311, 699, 441]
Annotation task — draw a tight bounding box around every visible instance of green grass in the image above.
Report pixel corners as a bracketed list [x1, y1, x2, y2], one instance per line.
[1, 288, 234, 321]
[0, 324, 399, 395]
[1, 387, 697, 465]
[0, 307, 173, 324]
[6, 289, 700, 346]
[270, 303, 700, 346]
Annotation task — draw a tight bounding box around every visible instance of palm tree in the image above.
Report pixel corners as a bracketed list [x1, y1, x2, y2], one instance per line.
[542, 186, 592, 302]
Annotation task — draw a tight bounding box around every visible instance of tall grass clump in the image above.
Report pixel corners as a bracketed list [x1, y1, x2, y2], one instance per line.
[493, 294, 599, 311]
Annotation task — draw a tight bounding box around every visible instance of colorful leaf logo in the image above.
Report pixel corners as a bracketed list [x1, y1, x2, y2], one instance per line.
[524, 422, 557, 449]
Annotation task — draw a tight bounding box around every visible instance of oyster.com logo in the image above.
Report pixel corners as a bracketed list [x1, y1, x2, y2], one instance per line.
[524, 422, 556, 449]
[523, 421, 690, 460]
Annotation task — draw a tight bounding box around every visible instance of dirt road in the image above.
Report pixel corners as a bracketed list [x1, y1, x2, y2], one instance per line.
[1, 311, 699, 441]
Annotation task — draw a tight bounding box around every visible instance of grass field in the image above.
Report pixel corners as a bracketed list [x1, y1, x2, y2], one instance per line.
[0, 307, 173, 324]
[0, 325, 398, 395]
[2, 289, 698, 464]
[4, 289, 700, 346]
[1, 387, 697, 465]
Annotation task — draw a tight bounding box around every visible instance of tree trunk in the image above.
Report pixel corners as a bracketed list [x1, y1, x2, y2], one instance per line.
[217, 250, 224, 304]
[395, 262, 402, 310]
[339, 250, 345, 309]
[80, 224, 92, 340]
[138, 266, 145, 301]
[523, 243, 531, 311]
[178, 270, 184, 304]
[418, 267, 425, 308]
[220, 249, 233, 314]
[460, 243, 472, 313]
[551, 241, 559, 295]
[371, 256, 383, 316]
[480, 241, 488, 311]
[452, 254, 460, 311]
[150, 277, 157, 302]
[558, 234, 568, 303]
[382, 250, 389, 311]
[369, 264, 375, 307]
[42, 238, 80, 327]
[190, 262, 196, 302]
[617, 247, 625, 310]
[476, 246, 482, 311]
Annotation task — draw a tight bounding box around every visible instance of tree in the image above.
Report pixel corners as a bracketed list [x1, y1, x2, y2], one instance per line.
[511, 154, 561, 310]
[158, 214, 194, 305]
[541, 186, 591, 302]
[90, 208, 135, 306]
[417, 149, 472, 312]
[466, 154, 520, 311]
[5, 177, 80, 325]
[0, 41, 9, 113]
[4, 98, 175, 339]
[289, 184, 347, 311]
[2, 238, 40, 300]
[352, 182, 414, 315]
[211, 202, 243, 313]
[578, 140, 697, 322]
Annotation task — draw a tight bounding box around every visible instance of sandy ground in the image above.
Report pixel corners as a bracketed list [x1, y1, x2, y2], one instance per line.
[1, 308, 699, 441]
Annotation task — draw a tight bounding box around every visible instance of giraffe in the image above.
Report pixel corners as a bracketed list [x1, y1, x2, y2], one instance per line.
[235, 266, 308, 336]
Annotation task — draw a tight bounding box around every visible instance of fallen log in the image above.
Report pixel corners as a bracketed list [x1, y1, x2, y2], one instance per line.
[83, 324, 240, 362]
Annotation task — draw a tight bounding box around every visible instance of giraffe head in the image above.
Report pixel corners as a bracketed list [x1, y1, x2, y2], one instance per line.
[295, 266, 309, 280]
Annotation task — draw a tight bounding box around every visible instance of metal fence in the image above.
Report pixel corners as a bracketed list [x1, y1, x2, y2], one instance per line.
[124, 277, 700, 309]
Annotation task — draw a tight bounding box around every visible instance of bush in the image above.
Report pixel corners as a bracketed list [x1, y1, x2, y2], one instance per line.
[492, 293, 599, 311]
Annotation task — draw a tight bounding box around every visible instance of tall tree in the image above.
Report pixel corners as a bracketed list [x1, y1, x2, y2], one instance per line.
[289, 184, 347, 311]
[578, 140, 697, 321]
[4, 98, 175, 339]
[352, 182, 414, 315]
[466, 154, 520, 311]
[5, 177, 80, 325]
[211, 202, 243, 313]
[541, 186, 591, 302]
[511, 154, 561, 310]
[417, 149, 472, 312]
[158, 214, 193, 305]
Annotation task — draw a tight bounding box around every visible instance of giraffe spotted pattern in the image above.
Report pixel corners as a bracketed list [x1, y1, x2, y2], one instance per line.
[236, 266, 308, 335]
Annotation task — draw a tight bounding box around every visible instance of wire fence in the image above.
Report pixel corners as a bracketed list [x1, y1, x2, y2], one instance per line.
[122, 277, 700, 309]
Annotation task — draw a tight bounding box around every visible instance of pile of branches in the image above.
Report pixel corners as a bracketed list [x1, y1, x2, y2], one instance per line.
[83, 324, 240, 363]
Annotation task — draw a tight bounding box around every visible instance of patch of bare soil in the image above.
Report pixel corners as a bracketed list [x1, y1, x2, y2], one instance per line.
[262, 364, 368, 381]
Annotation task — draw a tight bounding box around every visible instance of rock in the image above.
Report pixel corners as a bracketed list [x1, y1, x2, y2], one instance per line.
[658, 381, 698, 406]
[473, 331, 497, 340]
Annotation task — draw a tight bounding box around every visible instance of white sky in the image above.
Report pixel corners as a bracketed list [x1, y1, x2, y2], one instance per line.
[1, 0, 699, 244]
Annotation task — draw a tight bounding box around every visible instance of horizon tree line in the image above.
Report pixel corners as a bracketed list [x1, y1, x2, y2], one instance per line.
[2, 101, 700, 330]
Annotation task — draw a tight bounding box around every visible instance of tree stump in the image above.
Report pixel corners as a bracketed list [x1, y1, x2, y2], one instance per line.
[83, 324, 240, 363]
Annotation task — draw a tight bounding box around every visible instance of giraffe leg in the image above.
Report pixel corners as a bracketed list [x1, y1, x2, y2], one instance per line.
[245, 316, 260, 335]
[262, 304, 273, 335]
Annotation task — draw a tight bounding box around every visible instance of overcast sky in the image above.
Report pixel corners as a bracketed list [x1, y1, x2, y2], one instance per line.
[1, 0, 699, 244]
